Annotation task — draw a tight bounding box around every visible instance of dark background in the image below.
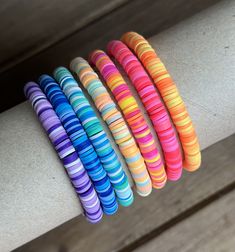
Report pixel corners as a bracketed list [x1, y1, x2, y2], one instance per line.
[0, 0, 220, 113]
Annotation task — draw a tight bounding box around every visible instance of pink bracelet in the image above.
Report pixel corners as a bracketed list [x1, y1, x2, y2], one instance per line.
[107, 40, 183, 181]
[90, 50, 167, 189]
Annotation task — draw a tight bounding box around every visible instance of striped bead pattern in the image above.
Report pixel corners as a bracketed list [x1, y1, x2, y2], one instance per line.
[54, 67, 134, 207]
[71, 56, 152, 196]
[24, 82, 103, 223]
[38, 75, 118, 215]
[108, 41, 183, 181]
[24, 31, 201, 223]
[121, 32, 201, 171]
[88, 50, 167, 189]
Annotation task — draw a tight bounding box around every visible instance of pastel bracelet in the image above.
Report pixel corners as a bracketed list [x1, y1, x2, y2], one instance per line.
[38, 75, 118, 215]
[121, 32, 201, 171]
[71, 56, 152, 196]
[107, 41, 183, 181]
[24, 82, 103, 223]
[53, 67, 134, 207]
[88, 50, 167, 189]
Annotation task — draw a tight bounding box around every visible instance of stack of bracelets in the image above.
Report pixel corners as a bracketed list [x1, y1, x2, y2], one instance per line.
[25, 32, 201, 223]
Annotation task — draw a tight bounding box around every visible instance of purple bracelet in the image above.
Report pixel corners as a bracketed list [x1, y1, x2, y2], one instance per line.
[24, 82, 103, 223]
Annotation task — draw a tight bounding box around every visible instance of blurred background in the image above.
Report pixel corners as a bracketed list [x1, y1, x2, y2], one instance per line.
[0, 0, 221, 113]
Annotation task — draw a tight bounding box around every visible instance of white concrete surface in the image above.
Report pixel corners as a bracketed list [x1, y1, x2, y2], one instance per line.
[0, 0, 235, 251]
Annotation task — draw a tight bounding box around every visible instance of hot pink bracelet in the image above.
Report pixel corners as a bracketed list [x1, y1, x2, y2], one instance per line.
[90, 50, 167, 189]
[107, 40, 183, 181]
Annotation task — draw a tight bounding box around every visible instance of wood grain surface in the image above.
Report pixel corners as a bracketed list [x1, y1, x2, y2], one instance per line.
[134, 190, 235, 252]
[0, 0, 221, 112]
[14, 134, 235, 252]
[0, 0, 127, 71]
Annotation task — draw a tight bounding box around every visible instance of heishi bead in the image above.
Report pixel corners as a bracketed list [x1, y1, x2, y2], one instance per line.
[24, 82, 102, 223]
[70, 56, 152, 196]
[38, 75, 118, 215]
[53, 67, 134, 207]
[107, 41, 183, 181]
[88, 50, 167, 189]
[121, 32, 201, 171]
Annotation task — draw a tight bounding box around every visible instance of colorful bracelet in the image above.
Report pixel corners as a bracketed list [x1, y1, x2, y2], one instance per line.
[107, 41, 183, 181]
[24, 82, 103, 223]
[38, 75, 118, 215]
[88, 50, 167, 189]
[70, 56, 152, 196]
[53, 67, 134, 207]
[121, 32, 201, 171]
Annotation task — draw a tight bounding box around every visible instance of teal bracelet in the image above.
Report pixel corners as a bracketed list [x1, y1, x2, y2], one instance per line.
[54, 67, 134, 207]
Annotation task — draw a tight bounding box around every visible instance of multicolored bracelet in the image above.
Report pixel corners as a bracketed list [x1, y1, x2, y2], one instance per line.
[53, 67, 134, 207]
[121, 32, 201, 171]
[38, 74, 118, 215]
[88, 50, 167, 189]
[107, 40, 183, 181]
[70, 56, 152, 196]
[24, 82, 103, 223]
[23, 31, 201, 223]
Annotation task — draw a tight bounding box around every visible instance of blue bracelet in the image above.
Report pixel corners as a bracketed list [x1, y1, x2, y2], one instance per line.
[38, 74, 118, 215]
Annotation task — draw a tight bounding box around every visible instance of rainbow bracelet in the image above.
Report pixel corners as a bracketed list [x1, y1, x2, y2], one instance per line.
[71, 56, 152, 196]
[38, 75, 118, 215]
[24, 82, 103, 223]
[88, 50, 167, 189]
[107, 40, 183, 181]
[54, 67, 134, 207]
[121, 32, 201, 171]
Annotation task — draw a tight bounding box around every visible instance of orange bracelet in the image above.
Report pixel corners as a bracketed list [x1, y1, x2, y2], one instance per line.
[121, 32, 201, 171]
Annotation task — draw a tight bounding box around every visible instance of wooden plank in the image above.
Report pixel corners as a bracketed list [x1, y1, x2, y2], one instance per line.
[14, 134, 235, 252]
[0, 0, 221, 112]
[0, 0, 128, 70]
[133, 190, 235, 252]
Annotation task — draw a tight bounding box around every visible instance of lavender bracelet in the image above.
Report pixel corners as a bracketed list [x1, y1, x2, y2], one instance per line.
[24, 82, 103, 223]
